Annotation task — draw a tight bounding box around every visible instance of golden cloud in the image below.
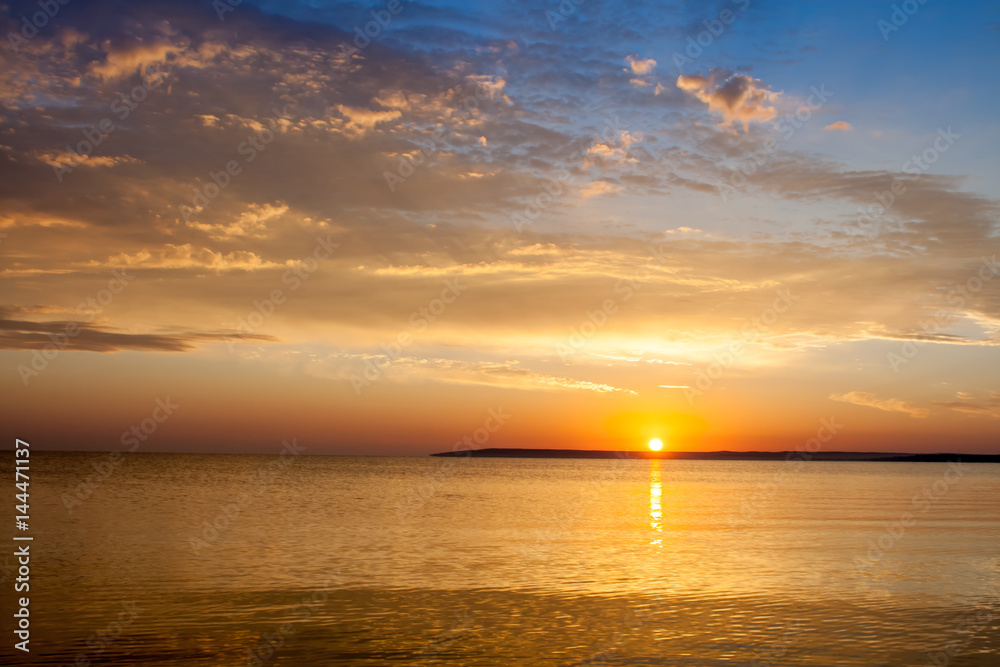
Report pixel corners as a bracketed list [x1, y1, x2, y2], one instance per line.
[677, 72, 779, 130]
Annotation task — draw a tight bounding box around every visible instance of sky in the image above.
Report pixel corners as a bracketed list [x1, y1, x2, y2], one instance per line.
[1, 0, 999, 455]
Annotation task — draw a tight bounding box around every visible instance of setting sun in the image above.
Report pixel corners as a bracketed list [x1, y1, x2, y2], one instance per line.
[648, 439, 663, 451]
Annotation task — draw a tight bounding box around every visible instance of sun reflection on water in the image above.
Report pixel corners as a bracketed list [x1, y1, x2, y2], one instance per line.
[649, 460, 663, 545]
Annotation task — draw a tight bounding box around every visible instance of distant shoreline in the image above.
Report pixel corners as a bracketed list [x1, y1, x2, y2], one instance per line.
[430, 448, 1000, 463]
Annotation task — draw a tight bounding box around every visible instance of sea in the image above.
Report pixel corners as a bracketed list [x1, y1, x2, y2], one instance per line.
[5, 452, 999, 666]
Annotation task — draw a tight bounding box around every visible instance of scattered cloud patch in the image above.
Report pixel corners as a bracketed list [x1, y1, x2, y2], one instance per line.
[677, 72, 780, 130]
[824, 121, 852, 131]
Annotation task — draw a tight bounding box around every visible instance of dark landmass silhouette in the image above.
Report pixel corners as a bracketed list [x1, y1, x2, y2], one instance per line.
[430, 448, 1000, 462]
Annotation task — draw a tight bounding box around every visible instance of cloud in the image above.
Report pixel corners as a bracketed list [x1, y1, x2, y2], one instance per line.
[305, 353, 636, 394]
[96, 244, 285, 272]
[586, 130, 641, 164]
[677, 72, 780, 130]
[33, 150, 141, 170]
[830, 391, 929, 418]
[932, 392, 1000, 418]
[477, 363, 636, 394]
[626, 55, 657, 76]
[579, 181, 622, 198]
[187, 203, 290, 240]
[824, 121, 852, 131]
[0, 311, 276, 352]
[625, 55, 656, 88]
[336, 105, 403, 137]
[1, 0, 999, 381]
[88, 42, 179, 81]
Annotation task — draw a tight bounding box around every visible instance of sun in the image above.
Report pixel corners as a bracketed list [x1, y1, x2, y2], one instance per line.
[648, 438, 663, 451]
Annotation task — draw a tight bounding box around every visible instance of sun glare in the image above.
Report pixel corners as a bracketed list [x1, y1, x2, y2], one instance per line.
[648, 438, 663, 451]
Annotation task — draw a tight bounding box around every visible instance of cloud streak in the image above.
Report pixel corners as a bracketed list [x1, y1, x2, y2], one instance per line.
[0, 312, 276, 352]
[830, 392, 930, 419]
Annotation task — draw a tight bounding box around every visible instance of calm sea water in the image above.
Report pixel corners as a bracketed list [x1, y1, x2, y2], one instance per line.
[5, 452, 1000, 666]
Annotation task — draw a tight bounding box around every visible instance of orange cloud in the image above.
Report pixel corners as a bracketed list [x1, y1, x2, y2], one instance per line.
[626, 55, 657, 76]
[336, 105, 402, 137]
[677, 73, 779, 130]
[89, 42, 178, 81]
[580, 181, 622, 198]
[824, 121, 852, 131]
